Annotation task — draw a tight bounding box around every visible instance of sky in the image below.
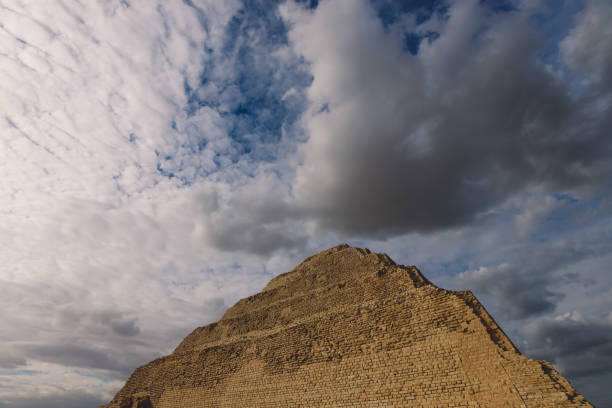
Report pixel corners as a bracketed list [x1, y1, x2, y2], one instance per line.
[0, 0, 611, 406]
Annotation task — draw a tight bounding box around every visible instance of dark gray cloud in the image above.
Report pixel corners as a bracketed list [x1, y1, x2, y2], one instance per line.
[286, 0, 612, 239]
[454, 216, 612, 319]
[522, 312, 612, 407]
[195, 177, 310, 255]
[95, 312, 141, 337]
[0, 391, 106, 408]
[182, 0, 612, 257]
[456, 263, 562, 319]
[199, 0, 612, 256]
[0, 353, 26, 370]
[110, 319, 140, 337]
[524, 314, 612, 377]
[56, 307, 142, 338]
[22, 343, 145, 377]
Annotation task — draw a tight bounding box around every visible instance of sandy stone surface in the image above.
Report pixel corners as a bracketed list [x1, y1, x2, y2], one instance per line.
[102, 244, 593, 407]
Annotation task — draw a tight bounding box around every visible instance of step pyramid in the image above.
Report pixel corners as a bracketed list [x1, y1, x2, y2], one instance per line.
[103, 244, 592, 407]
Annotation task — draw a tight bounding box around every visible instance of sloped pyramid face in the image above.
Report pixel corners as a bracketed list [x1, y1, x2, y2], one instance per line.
[103, 245, 593, 407]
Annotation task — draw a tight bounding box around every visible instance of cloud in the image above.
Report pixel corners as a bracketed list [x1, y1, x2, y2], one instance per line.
[279, 0, 611, 238]
[456, 263, 562, 318]
[454, 212, 612, 319]
[104, 0, 612, 257]
[514, 193, 558, 236]
[524, 312, 612, 376]
[561, 0, 612, 92]
[0, 0, 289, 404]
[194, 175, 309, 255]
[0, 361, 124, 408]
[0, 391, 107, 408]
[522, 311, 612, 406]
[0, 351, 26, 370]
[23, 345, 125, 375]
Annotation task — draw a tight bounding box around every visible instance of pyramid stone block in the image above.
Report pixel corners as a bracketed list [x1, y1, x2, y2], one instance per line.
[103, 244, 593, 407]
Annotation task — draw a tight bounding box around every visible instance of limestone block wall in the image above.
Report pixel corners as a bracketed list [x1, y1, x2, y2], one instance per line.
[103, 245, 593, 408]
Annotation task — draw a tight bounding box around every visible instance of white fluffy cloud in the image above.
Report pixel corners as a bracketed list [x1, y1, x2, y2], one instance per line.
[0, 0, 288, 404]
